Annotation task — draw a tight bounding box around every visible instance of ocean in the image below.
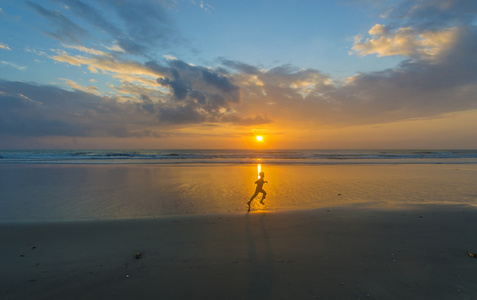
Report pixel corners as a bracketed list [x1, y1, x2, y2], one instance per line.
[1, 149, 477, 165]
[1, 149, 477, 222]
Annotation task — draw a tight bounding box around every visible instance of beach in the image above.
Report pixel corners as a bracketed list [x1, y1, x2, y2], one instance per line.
[2, 205, 477, 299]
[1, 158, 477, 299]
[1, 163, 477, 221]
[3, 0, 477, 296]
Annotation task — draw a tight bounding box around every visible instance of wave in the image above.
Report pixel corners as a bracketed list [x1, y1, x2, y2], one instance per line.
[1, 149, 477, 165]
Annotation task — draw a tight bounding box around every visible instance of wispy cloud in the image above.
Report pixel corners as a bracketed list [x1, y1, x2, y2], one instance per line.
[60, 78, 100, 95]
[199, 0, 214, 12]
[26, 0, 88, 43]
[49, 49, 161, 87]
[0, 42, 11, 50]
[383, 0, 477, 29]
[29, 0, 182, 56]
[0, 60, 27, 70]
[62, 44, 111, 57]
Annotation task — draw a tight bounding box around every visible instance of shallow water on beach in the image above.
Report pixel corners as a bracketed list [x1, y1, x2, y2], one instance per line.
[0, 164, 476, 221]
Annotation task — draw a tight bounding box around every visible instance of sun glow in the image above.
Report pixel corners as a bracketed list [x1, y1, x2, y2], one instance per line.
[256, 135, 263, 141]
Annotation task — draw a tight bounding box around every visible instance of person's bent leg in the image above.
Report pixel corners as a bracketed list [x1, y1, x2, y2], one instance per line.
[260, 190, 267, 204]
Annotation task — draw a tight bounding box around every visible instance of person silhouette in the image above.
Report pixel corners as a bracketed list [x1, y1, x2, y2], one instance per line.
[247, 171, 268, 211]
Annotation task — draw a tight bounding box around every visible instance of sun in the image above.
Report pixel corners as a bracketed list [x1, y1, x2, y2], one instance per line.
[256, 135, 263, 142]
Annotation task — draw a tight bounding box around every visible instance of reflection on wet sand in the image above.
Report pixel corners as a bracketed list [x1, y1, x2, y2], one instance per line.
[1, 164, 477, 221]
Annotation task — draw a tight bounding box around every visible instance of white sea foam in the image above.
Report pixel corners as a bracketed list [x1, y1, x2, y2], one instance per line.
[0, 149, 476, 165]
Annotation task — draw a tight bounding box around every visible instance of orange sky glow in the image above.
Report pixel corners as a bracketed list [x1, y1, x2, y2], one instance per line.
[1, 1, 477, 149]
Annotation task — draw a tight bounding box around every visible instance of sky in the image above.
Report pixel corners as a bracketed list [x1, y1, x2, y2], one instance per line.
[0, 0, 476, 149]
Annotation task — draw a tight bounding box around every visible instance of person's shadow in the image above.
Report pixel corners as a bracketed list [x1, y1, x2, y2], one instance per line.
[245, 212, 275, 299]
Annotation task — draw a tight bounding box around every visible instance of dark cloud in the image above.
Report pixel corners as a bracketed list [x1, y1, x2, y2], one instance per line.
[26, 0, 88, 43]
[154, 59, 241, 122]
[0, 80, 154, 139]
[220, 58, 260, 74]
[221, 20, 477, 127]
[158, 76, 190, 101]
[0, 70, 253, 143]
[52, 0, 122, 37]
[189, 90, 206, 104]
[386, 0, 477, 30]
[138, 94, 154, 114]
[0, 87, 92, 137]
[201, 69, 240, 95]
[156, 103, 206, 124]
[29, 0, 180, 56]
[98, 0, 178, 55]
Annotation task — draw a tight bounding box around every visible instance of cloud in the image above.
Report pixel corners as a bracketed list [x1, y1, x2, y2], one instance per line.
[47, 47, 245, 125]
[199, 1, 214, 12]
[384, 0, 477, 30]
[26, 0, 88, 43]
[352, 24, 459, 60]
[220, 19, 477, 127]
[33, 0, 181, 56]
[103, 41, 125, 53]
[0, 61, 258, 141]
[3, 37, 477, 142]
[60, 78, 100, 95]
[0, 80, 160, 138]
[62, 44, 111, 57]
[220, 58, 261, 74]
[25, 0, 240, 122]
[5, 0, 477, 145]
[336, 0, 477, 125]
[0, 81, 93, 137]
[50, 49, 161, 87]
[163, 54, 178, 61]
[156, 102, 207, 124]
[221, 114, 272, 126]
[0, 42, 11, 50]
[87, 65, 98, 73]
[0, 61, 27, 71]
[151, 59, 242, 123]
[351, 0, 477, 61]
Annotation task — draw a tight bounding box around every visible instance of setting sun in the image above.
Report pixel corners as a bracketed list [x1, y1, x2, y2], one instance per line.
[256, 136, 263, 142]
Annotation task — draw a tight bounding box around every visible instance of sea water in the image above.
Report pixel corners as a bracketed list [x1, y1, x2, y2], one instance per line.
[1, 149, 477, 165]
[0, 149, 476, 221]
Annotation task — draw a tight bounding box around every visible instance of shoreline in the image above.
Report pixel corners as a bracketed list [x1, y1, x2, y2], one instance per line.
[3, 204, 477, 299]
[2, 200, 474, 225]
[2, 164, 477, 222]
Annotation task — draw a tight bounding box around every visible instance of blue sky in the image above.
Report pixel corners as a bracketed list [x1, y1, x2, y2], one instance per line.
[1, 1, 398, 85]
[1, 0, 477, 149]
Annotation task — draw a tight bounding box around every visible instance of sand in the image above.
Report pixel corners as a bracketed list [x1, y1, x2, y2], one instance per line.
[2, 204, 477, 300]
[2, 164, 477, 221]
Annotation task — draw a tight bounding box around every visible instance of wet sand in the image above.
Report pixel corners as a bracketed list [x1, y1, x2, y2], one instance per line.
[2, 204, 477, 300]
[1, 164, 477, 221]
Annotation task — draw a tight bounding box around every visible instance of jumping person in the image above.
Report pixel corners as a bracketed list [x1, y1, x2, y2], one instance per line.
[247, 172, 268, 211]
